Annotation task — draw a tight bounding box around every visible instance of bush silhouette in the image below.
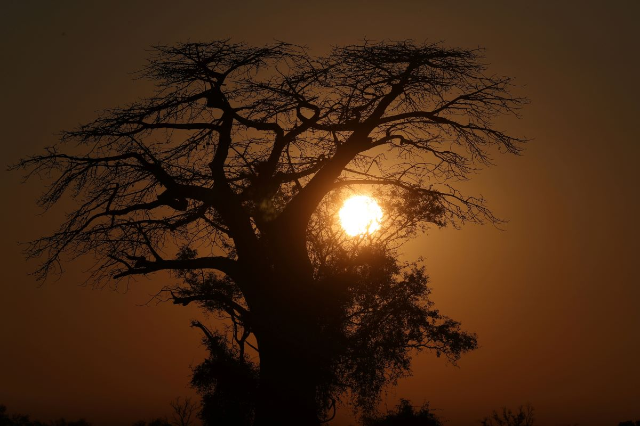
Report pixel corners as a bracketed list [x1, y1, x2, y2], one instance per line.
[480, 404, 535, 426]
[131, 419, 171, 426]
[362, 399, 442, 426]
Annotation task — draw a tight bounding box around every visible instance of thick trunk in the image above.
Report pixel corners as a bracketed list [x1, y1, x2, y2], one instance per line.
[250, 286, 326, 426]
[248, 258, 325, 425]
[253, 334, 321, 426]
[244, 226, 330, 426]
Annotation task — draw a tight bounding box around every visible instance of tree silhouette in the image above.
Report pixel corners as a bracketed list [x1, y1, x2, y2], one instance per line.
[14, 40, 526, 425]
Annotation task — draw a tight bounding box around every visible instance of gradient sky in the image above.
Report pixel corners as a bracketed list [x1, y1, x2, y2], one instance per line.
[1, 1, 638, 425]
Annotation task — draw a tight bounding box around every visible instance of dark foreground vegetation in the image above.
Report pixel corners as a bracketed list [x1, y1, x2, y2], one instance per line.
[362, 399, 442, 426]
[2, 401, 638, 426]
[0, 397, 196, 426]
[0, 404, 91, 426]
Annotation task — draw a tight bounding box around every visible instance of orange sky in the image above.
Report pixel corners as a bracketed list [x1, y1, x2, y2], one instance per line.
[1, 2, 638, 425]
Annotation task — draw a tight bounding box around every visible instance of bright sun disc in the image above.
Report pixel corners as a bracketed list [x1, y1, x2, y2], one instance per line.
[339, 196, 383, 236]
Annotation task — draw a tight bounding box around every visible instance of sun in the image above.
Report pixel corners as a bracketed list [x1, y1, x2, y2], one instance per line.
[339, 195, 383, 236]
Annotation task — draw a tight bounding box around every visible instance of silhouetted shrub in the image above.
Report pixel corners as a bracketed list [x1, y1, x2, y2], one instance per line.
[168, 397, 197, 426]
[131, 419, 171, 426]
[480, 404, 535, 426]
[362, 399, 443, 426]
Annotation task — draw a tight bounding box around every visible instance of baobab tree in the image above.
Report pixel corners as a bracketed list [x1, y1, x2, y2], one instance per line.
[14, 40, 527, 426]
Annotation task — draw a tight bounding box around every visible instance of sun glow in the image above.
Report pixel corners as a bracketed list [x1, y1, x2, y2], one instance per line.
[339, 195, 383, 237]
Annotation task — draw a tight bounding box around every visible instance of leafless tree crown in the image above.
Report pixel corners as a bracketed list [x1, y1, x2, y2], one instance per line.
[14, 39, 526, 284]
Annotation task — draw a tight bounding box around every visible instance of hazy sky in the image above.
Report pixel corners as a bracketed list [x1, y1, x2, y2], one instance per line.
[1, 1, 639, 425]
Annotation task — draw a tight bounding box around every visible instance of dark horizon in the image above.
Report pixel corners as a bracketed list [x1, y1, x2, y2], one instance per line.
[1, 2, 638, 426]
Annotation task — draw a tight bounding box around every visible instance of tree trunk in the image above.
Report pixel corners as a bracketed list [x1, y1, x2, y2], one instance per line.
[247, 228, 327, 426]
[253, 333, 321, 426]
